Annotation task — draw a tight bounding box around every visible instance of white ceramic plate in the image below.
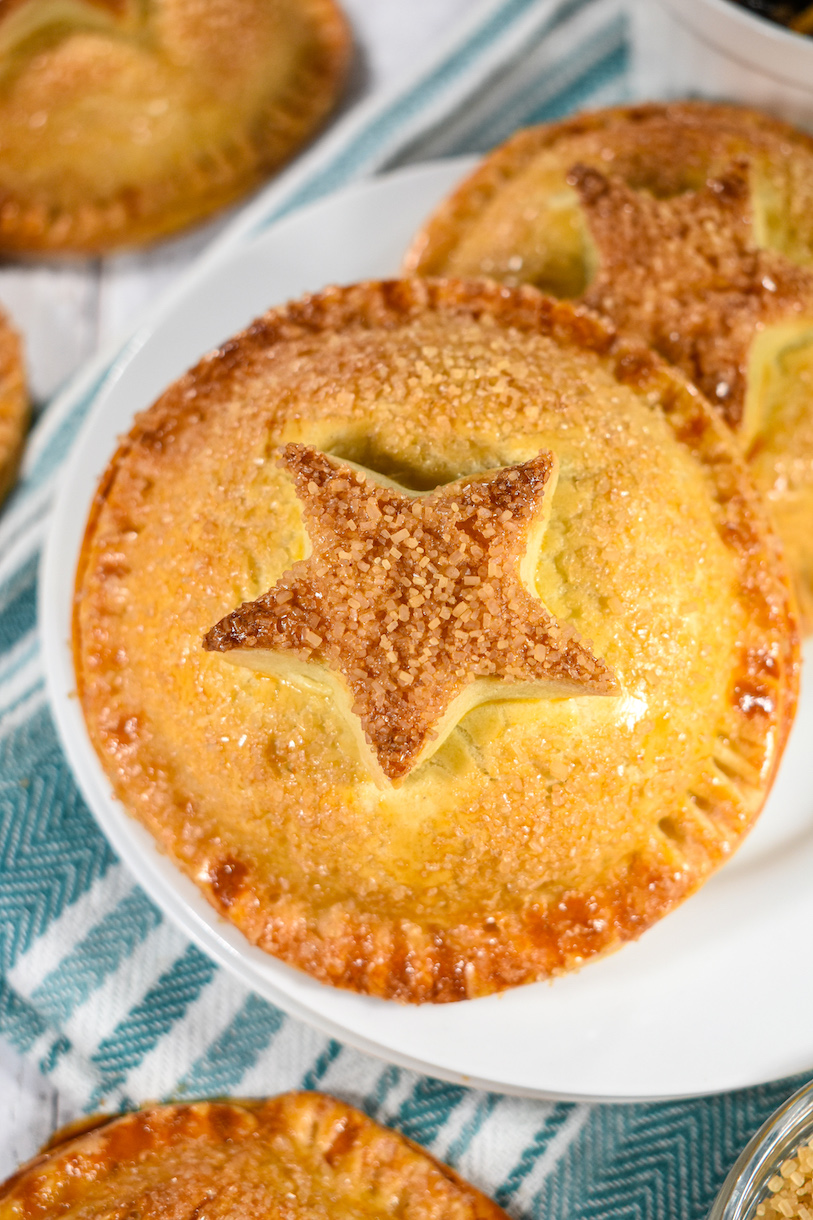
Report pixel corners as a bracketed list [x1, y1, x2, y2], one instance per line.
[42, 160, 813, 1102]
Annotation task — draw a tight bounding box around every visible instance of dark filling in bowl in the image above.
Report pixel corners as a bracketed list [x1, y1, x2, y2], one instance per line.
[728, 0, 813, 34]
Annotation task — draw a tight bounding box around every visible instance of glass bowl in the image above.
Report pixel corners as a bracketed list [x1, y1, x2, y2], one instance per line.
[710, 1078, 813, 1220]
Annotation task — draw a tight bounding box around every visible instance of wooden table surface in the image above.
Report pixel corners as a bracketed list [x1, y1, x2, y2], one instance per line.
[0, 0, 471, 1178]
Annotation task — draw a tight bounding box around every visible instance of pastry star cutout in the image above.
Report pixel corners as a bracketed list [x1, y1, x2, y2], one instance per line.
[569, 161, 813, 433]
[204, 444, 617, 784]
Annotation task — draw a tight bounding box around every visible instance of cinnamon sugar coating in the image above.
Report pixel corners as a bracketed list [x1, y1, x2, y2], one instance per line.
[206, 445, 615, 781]
[404, 102, 813, 628]
[0, 1093, 508, 1220]
[572, 162, 813, 430]
[74, 279, 799, 1002]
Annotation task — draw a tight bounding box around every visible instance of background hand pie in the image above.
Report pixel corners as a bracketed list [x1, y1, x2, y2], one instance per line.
[74, 278, 798, 1001]
[404, 102, 813, 629]
[0, 0, 349, 252]
[0, 1093, 509, 1220]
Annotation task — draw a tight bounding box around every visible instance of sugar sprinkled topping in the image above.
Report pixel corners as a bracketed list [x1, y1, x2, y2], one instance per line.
[570, 160, 813, 430]
[204, 444, 617, 781]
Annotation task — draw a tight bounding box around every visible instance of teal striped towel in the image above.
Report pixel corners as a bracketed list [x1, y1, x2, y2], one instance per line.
[0, 0, 804, 1214]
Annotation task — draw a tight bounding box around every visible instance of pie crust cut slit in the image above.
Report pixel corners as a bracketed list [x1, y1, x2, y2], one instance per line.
[205, 443, 617, 784]
[74, 278, 799, 1002]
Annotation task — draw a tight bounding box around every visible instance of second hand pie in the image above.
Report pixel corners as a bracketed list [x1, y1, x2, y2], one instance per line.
[404, 102, 813, 629]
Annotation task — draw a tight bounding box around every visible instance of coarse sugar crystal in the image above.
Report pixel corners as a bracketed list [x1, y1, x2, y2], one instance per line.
[755, 1139, 813, 1219]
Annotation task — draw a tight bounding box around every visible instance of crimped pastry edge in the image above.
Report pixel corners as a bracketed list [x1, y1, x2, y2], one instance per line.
[73, 277, 800, 1002]
[0, 1092, 509, 1219]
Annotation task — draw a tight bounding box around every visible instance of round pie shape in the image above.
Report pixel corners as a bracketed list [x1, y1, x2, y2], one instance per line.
[404, 102, 813, 629]
[0, 0, 349, 253]
[0, 305, 26, 505]
[73, 278, 799, 1002]
[0, 1093, 507, 1219]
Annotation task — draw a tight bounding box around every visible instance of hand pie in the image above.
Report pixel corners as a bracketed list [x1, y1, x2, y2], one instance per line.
[74, 278, 799, 1001]
[0, 0, 349, 253]
[404, 102, 813, 629]
[0, 306, 26, 505]
[0, 1093, 508, 1220]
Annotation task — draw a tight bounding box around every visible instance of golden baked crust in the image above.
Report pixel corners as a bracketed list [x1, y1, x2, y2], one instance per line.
[0, 306, 26, 506]
[404, 102, 813, 628]
[0, 0, 350, 253]
[74, 278, 799, 1002]
[0, 1093, 508, 1219]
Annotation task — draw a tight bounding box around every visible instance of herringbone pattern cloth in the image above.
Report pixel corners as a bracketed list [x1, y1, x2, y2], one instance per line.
[0, 1, 805, 1215]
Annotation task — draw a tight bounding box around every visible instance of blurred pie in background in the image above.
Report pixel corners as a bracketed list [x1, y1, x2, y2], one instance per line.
[0, 1093, 509, 1219]
[0, 0, 350, 253]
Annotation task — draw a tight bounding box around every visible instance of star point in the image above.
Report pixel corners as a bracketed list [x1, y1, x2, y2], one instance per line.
[204, 444, 617, 783]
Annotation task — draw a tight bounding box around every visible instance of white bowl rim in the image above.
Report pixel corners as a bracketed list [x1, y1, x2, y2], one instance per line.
[655, 0, 813, 90]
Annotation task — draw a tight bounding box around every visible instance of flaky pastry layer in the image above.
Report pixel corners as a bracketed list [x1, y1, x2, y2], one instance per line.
[0, 1092, 507, 1220]
[74, 278, 798, 1001]
[404, 101, 813, 628]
